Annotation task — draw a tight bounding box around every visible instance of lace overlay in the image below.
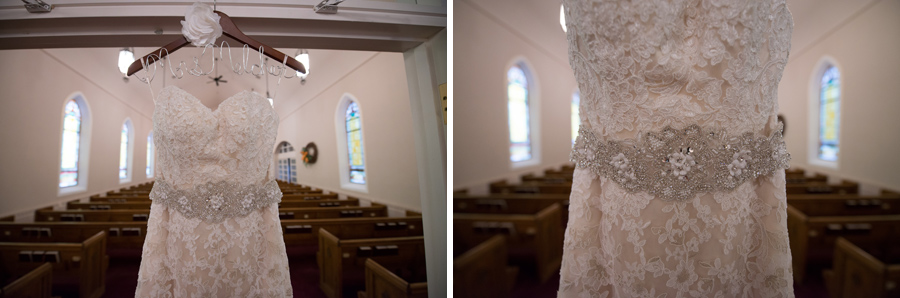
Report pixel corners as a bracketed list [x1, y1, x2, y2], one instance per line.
[136, 86, 292, 297]
[565, 0, 793, 139]
[559, 0, 794, 296]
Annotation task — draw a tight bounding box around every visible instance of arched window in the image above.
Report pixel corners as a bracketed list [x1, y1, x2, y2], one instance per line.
[146, 131, 154, 178]
[571, 89, 580, 145]
[335, 94, 368, 192]
[346, 101, 366, 184]
[119, 119, 133, 182]
[60, 100, 82, 187]
[507, 63, 532, 162]
[59, 93, 91, 195]
[276, 141, 297, 183]
[818, 66, 840, 162]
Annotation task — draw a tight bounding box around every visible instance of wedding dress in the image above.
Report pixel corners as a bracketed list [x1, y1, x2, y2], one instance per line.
[135, 86, 293, 297]
[559, 0, 794, 297]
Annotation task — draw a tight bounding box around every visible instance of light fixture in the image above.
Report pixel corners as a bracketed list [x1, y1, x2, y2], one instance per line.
[314, 0, 344, 14]
[296, 49, 309, 85]
[560, 4, 567, 33]
[118, 48, 135, 82]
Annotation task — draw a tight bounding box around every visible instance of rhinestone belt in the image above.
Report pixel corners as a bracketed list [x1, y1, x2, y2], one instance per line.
[149, 179, 282, 222]
[571, 124, 790, 201]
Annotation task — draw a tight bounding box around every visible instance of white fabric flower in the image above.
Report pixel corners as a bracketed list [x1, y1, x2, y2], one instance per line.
[208, 195, 223, 209]
[728, 150, 752, 176]
[181, 2, 223, 47]
[609, 153, 636, 180]
[668, 152, 695, 180]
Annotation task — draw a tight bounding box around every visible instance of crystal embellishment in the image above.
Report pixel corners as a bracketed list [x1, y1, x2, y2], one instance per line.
[150, 179, 282, 222]
[571, 124, 791, 201]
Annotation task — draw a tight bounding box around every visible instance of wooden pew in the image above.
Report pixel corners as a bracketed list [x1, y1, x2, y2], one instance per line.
[69, 196, 358, 210]
[277, 205, 387, 220]
[454, 194, 570, 227]
[787, 193, 900, 216]
[489, 180, 572, 194]
[786, 180, 858, 195]
[520, 173, 572, 184]
[454, 203, 563, 283]
[453, 235, 517, 298]
[785, 173, 827, 184]
[0, 222, 147, 250]
[824, 237, 900, 298]
[545, 165, 575, 177]
[88, 191, 333, 203]
[786, 205, 900, 283]
[0, 216, 421, 250]
[358, 257, 427, 298]
[318, 229, 425, 298]
[282, 216, 423, 247]
[37, 205, 386, 222]
[1, 262, 52, 298]
[282, 193, 337, 200]
[281, 187, 324, 195]
[0, 231, 107, 298]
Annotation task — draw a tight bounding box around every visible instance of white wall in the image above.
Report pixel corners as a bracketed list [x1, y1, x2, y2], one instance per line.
[0, 49, 155, 219]
[779, 0, 900, 189]
[275, 52, 423, 212]
[454, 0, 577, 191]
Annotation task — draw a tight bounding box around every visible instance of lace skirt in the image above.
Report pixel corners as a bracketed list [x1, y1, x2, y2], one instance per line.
[557, 168, 794, 298]
[135, 203, 293, 297]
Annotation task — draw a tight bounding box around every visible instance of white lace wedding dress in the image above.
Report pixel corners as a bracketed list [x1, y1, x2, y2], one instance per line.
[135, 86, 293, 297]
[559, 0, 794, 297]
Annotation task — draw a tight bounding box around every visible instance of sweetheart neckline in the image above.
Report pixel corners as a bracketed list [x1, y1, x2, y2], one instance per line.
[158, 85, 269, 114]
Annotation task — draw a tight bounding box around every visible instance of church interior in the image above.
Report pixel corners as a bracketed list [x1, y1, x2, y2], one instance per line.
[0, 1, 446, 297]
[453, 0, 900, 297]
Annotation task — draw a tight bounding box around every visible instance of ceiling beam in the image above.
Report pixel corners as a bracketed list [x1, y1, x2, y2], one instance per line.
[0, 0, 446, 52]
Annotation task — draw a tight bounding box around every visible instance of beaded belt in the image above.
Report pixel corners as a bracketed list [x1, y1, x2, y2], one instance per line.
[571, 124, 790, 201]
[149, 179, 282, 222]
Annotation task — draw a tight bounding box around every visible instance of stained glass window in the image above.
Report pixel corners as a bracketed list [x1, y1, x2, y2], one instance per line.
[572, 90, 580, 146]
[508, 64, 531, 162]
[60, 100, 81, 187]
[146, 132, 154, 177]
[120, 121, 130, 179]
[818, 66, 840, 161]
[345, 101, 366, 184]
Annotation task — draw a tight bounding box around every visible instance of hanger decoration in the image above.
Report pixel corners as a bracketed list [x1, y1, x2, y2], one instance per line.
[128, 2, 306, 88]
[181, 2, 222, 47]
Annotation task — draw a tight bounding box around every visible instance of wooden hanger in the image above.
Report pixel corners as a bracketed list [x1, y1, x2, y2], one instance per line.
[126, 10, 306, 76]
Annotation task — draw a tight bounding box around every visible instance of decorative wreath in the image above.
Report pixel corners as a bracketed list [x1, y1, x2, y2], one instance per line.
[301, 142, 318, 166]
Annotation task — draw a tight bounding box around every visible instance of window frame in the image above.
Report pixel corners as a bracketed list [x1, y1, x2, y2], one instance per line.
[506, 57, 541, 168]
[807, 56, 842, 169]
[58, 92, 92, 196]
[335, 93, 369, 193]
[119, 118, 134, 183]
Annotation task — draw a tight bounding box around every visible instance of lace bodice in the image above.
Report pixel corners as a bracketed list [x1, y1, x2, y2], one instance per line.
[153, 85, 278, 187]
[564, 0, 793, 140]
